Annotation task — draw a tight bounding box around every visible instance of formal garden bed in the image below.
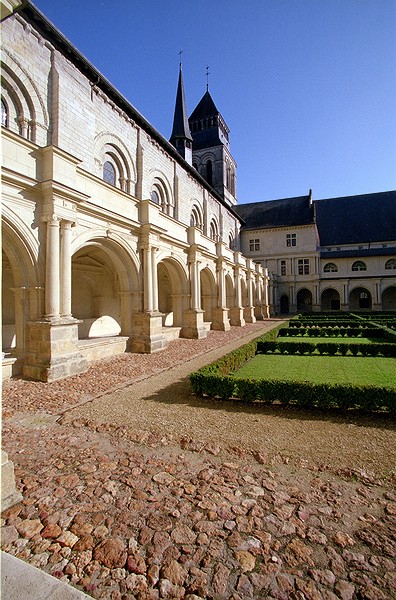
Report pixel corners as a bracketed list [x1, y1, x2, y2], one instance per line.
[190, 313, 396, 413]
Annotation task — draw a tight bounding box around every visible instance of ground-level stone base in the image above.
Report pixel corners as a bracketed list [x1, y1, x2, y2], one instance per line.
[1, 451, 22, 512]
[129, 312, 168, 353]
[229, 307, 246, 327]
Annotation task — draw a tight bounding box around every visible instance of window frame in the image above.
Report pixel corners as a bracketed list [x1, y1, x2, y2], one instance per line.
[286, 233, 297, 247]
[323, 262, 338, 273]
[297, 258, 310, 275]
[249, 238, 260, 252]
[351, 260, 367, 272]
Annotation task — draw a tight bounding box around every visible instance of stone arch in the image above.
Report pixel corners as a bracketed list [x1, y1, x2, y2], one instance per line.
[381, 286, 396, 310]
[200, 266, 216, 324]
[157, 256, 188, 328]
[190, 201, 204, 229]
[349, 286, 372, 310]
[71, 232, 140, 339]
[148, 169, 174, 216]
[225, 273, 235, 309]
[209, 216, 219, 241]
[321, 288, 341, 311]
[2, 214, 41, 362]
[297, 288, 313, 312]
[1, 49, 49, 142]
[94, 131, 137, 191]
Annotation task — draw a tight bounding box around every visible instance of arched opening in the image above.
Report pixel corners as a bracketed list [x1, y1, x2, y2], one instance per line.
[200, 267, 216, 325]
[206, 160, 213, 186]
[279, 295, 289, 314]
[382, 286, 396, 310]
[321, 288, 341, 311]
[225, 274, 234, 309]
[297, 288, 312, 312]
[2, 251, 16, 351]
[349, 287, 372, 310]
[157, 258, 187, 330]
[72, 240, 138, 340]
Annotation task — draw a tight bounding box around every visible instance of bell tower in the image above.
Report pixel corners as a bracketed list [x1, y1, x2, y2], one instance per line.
[189, 82, 237, 206]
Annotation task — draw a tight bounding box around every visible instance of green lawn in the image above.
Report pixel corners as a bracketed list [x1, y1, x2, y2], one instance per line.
[277, 336, 383, 344]
[233, 355, 396, 388]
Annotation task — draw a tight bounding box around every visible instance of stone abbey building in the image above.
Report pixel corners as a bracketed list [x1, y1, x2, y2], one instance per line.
[1, 1, 395, 382]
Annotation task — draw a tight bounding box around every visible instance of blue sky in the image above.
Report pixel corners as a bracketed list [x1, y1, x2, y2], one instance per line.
[33, 0, 396, 203]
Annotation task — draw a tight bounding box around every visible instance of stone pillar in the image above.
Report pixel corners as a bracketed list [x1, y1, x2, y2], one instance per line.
[142, 246, 153, 312]
[181, 254, 207, 339]
[1, 451, 22, 511]
[151, 247, 159, 312]
[229, 255, 245, 327]
[244, 261, 256, 323]
[60, 220, 73, 318]
[254, 264, 265, 320]
[211, 257, 230, 331]
[45, 215, 60, 319]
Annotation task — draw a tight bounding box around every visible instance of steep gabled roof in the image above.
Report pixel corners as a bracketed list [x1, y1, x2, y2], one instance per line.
[314, 191, 396, 245]
[234, 195, 314, 230]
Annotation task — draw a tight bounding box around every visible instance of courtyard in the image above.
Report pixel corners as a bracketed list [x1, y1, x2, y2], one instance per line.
[2, 320, 395, 599]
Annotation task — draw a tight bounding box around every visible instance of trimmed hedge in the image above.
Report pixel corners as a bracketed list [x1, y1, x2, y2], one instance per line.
[190, 373, 396, 413]
[256, 340, 396, 357]
[278, 326, 384, 338]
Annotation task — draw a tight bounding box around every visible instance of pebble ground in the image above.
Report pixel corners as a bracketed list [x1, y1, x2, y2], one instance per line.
[2, 321, 396, 599]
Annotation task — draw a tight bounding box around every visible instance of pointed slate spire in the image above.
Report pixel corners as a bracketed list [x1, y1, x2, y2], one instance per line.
[170, 63, 193, 163]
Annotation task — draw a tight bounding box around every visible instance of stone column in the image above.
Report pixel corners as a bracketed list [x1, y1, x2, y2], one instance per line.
[45, 215, 60, 319]
[244, 261, 256, 323]
[254, 265, 264, 320]
[229, 257, 245, 327]
[60, 220, 73, 318]
[189, 258, 201, 311]
[142, 246, 153, 312]
[151, 247, 159, 312]
[211, 257, 230, 331]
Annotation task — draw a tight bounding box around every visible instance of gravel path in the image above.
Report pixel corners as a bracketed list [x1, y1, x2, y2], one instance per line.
[2, 321, 396, 599]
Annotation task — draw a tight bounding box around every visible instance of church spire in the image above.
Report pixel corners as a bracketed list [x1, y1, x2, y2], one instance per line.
[170, 58, 193, 165]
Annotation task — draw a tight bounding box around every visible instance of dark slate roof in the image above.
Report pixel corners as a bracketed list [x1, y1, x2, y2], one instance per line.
[234, 195, 315, 229]
[189, 91, 219, 121]
[320, 247, 396, 259]
[314, 191, 396, 246]
[170, 67, 193, 144]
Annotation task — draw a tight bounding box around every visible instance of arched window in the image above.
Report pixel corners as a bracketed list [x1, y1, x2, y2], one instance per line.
[103, 160, 116, 186]
[229, 232, 235, 249]
[151, 190, 160, 205]
[1, 99, 8, 127]
[209, 219, 218, 241]
[352, 261, 367, 272]
[206, 160, 213, 186]
[385, 259, 396, 270]
[324, 262, 338, 273]
[190, 205, 203, 229]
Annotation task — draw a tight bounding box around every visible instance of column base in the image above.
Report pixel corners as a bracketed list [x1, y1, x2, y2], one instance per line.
[181, 310, 208, 339]
[243, 306, 256, 323]
[211, 307, 230, 331]
[229, 307, 246, 327]
[129, 312, 168, 353]
[23, 318, 88, 382]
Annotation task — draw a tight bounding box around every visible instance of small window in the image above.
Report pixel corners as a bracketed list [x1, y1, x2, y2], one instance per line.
[190, 205, 203, 229]
[352, 261, 367, 272]
[1, 99, 8, 127]
[298, 258, 309, 275]
[385, 259, 396, 270]
[324, 262, 338, 273]
[206, 160, 213, 186]
[229, 233, 235, 249]
[286, 233, 296, 247]
[280, 260, 286, 276]
[103, 161, 116, 186]
[151, 190, 160, 205]
[209, 220, 218, 241]
[249, 238, 260, 252]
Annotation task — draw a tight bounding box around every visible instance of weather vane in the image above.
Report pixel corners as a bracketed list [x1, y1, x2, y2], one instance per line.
[179, 49, 183, 68]
[206, 65, 210, 91]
